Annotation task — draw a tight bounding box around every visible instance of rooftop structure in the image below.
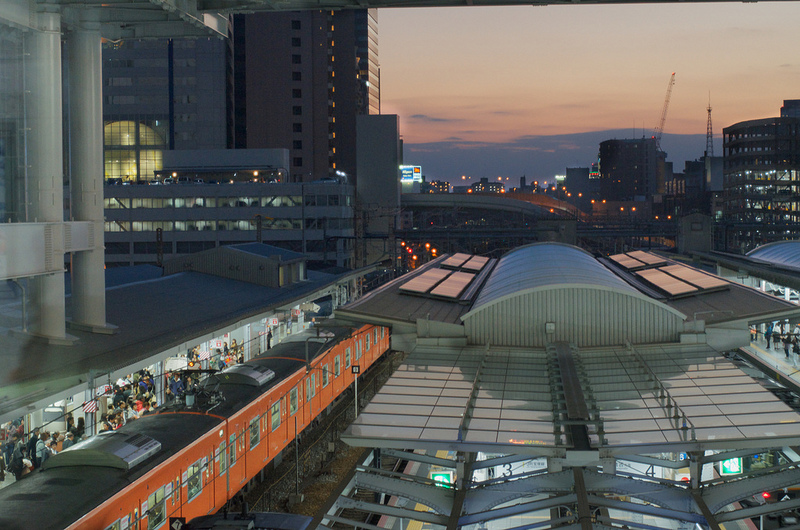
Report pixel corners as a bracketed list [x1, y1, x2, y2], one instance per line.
[331, 243, 800, 528]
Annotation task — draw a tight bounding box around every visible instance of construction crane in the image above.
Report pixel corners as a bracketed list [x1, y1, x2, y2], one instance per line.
[653, 72, 675, 151]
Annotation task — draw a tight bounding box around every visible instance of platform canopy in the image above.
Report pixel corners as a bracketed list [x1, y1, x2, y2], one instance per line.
[5, 0, 797, 40]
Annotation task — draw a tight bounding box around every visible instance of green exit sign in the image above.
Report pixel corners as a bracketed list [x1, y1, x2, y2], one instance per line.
[431, 471, 454, 487]
[720, 457, 743, 475]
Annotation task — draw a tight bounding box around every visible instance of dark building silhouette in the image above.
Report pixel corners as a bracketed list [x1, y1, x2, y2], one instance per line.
[597, 138, 665, 202]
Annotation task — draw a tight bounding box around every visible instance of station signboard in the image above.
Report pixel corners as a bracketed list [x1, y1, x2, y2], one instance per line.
[431, 470, 454, 487]
[720, 457, 743, 475]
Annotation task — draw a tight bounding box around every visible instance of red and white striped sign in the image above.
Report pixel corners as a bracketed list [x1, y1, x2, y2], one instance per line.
[82, 400, 98, 414]
[198, 350, 211, 360]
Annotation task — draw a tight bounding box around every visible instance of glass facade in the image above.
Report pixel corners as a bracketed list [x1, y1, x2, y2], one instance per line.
[721, 117, 800, 253]
[0, 27, 28, 222]
[103, 120, 167, 183]
[103, 182, 355, 267]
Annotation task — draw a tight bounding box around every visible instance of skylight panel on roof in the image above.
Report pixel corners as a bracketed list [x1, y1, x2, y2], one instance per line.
[441, 253, 472, 269]
[627, 250, 667, 267]
[399, 268, 451, 294]
[608, 253, 646, 270]
[659, 264, 729, 290]
[462, 255, 489, 272]
[430, 271, 475, 299]
[636, 269, 698, 297]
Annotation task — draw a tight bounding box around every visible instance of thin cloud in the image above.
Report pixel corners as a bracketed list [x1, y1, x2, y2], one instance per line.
[409, 114, 462, 123]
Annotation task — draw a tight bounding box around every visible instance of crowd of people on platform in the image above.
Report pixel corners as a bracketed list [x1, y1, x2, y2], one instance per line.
[1, 413, 87, 481]
[97, 369, 161, 433]
[752, 321, 800, 359]
[0, 335, 269, 484]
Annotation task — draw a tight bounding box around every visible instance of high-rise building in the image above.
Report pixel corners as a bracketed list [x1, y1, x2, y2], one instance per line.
[102, 37, 233, 183]
[721, 116, 800, 252]
[233, 9, 379, 184]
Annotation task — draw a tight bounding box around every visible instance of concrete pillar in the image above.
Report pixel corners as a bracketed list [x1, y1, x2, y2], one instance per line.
[24, 11, 69, 342]
[67, 24, 111, 332]
[68, 23, 115, 334]
[547, 457, 563, 473]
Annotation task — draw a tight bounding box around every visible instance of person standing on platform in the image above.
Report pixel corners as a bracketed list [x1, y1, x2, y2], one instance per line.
[267, 329, 273, 350]
[783, 330, 792, 359]
[766, 322, 774, 349]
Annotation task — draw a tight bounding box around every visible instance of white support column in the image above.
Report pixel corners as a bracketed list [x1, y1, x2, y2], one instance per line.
[24, 10, 71, 343]
[67, 22, 115, 334]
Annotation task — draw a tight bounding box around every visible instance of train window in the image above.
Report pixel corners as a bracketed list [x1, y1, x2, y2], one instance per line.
[381, 326, 385, 339]
[219, 442, 227, 474]
[322, 364, 329, 387]
[311, 373, 317, 396]
[271, 402, 281, 431]
[356, 340, 362, 360]
[345, 347, 351, 368]
[187, 459, 203, 501]
[147, 485, 166, 530]
[104, 520, 121, 530]
[334, 356, 340, 377]
[249, 417, 260, 448]
[290, 387, 299, 414]
[366, 333, 371, 351]
[375, 328, 378, 343]
[228, 434, 236, 466]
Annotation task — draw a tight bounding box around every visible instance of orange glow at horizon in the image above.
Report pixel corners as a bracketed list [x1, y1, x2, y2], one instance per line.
[381, 4, 800, 149]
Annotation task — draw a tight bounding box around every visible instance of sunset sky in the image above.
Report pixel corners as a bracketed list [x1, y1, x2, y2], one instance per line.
[378, 3, 800, 184]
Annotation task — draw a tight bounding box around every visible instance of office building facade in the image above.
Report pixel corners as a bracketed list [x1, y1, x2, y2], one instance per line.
[721, 116, 800, 252]
[104, 181, 355, 268]
[102, 37, 233, 183]
[233, 9, 379, 184]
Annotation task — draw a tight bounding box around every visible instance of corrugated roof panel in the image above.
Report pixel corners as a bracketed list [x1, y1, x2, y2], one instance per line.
[472, 243, 640, 312]
[747, 241, 800, 270]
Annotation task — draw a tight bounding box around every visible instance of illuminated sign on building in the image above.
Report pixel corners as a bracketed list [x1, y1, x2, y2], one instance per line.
[400, 165, 422, 183]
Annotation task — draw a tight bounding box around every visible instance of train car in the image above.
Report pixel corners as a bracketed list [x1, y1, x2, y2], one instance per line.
[0, 324, 389, 530]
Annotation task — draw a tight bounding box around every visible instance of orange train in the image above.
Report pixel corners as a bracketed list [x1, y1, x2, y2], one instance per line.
[0, 324, 389, 530]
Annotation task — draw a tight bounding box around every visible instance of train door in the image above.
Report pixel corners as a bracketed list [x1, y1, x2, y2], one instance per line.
[226, 422, 244, 491]
[215, 437, 229, 506]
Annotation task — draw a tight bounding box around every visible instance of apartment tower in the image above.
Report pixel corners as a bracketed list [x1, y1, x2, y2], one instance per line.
[233, 10, 379, 184]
